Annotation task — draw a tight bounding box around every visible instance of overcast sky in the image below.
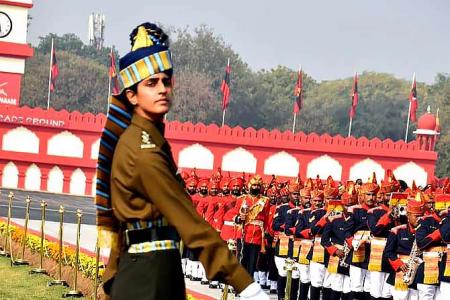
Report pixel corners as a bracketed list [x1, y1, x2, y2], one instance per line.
[28, 0, 450, 83]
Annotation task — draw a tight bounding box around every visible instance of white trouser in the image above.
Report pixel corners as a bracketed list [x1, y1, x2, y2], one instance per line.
[324, 271, 351, 293]
[190, 261, 199, 278]
[310, 261, 326, 288]
[184, 259, 191, 276]
[198, 263, 207, 281]
[298, 263, 311, 284]
[369, 271, 392, 298]
[323, 270, 332, 289]
[181, 258, 186, 273]
[417, 284, 438, 300]
[274, 256, 300, 279]
[253, 271, 259, 282]
[390, 285, 418, 300]
[437, 281, 450, 300]
[350, 265, 368, 292]
[258, 271, 267, 285]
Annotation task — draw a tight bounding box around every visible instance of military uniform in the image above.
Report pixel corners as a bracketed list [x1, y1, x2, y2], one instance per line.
[384, 224, 418, 300]
[384, 192, 426, 300]
[232, 190, 270, 277]
[104, 114, 252, 298]
[297, 189, 328, 300]
[95, 22, 264, 300]
[367, 203, 396, 299]
[272, 200, 300, 300]
[415, 212, 444, 299]
[346, 203, 372, 298]
[321, 209, 353, 299]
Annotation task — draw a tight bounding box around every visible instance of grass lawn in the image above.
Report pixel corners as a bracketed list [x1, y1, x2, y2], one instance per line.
[0, 256, 88, 300]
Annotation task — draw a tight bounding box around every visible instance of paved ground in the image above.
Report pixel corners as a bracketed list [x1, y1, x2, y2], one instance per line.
[0, 188, 278, 299]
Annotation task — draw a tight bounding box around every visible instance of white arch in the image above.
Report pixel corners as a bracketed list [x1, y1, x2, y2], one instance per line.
[178, 143, 214, 170]
[222, 147, 257, 173]
[394, 162, 428, 188]
[47, 131, 84, 158]
[349, 158, 385, 182]
[2, 162, 18, 188]
[307, 155, 343, 180]
[91, 139, 100, 160]
[2, 126, 39, 153]
[47, 166, 64, 193]
[24, 164, 41, 191]
[70, 168, 86, 195]
[264, 151, 299, 177]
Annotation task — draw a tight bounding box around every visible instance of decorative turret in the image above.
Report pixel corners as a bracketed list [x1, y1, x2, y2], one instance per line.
[413, 106, 440, 151]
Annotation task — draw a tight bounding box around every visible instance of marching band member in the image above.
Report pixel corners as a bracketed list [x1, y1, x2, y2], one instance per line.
[384, 192, 425, 300]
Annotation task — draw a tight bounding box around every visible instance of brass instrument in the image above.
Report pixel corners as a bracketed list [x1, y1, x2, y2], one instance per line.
[403, 240, 423, 285]
[353, 231, 372, 251]
[13, 196, 31, 265]
[30, 200, 48, 275]
[284, 258, 298, 300]
[63, 209, 83, 298]
[48, 205, 68, 287]
[0, 192, 14, 257]
[391, 205, 407, 219]
[340, 242, 350, 268]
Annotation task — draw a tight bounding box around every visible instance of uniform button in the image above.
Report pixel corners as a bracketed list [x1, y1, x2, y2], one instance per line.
[132, 256, 137, 262]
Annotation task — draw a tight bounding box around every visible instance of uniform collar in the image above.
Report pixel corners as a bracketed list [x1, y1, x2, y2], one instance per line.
[131, 113, 166, 147]
[361, 204, 370, 210]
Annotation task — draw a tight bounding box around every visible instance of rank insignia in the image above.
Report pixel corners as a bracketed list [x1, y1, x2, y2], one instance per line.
[140, 131, 156, 149]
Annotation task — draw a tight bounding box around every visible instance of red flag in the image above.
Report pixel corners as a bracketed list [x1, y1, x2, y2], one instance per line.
[349, 72, 359, 119]
[409, 73, 418, 122]
[293, 67, 303, 114]
[50, 45, 59, 92]
[109, 49, 120, 94]
[221, 60, 231, 110]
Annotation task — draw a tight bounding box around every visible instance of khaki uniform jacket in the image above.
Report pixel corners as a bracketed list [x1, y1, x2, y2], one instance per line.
[103, 113, 252, 293]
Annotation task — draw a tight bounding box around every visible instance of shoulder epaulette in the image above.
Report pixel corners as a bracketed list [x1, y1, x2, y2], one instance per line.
[287, 207, 299, 214]
[391, 224, 407, 235]
[347, 204, 361, 214]
[368, 206, 384, 213]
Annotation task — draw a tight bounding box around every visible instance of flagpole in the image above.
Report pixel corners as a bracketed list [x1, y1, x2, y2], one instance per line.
[405, 101, 412, 142]
[404, 72, 415, 142]
[222, 109, 226, 127]
[348, 116, 353, 137]
[46, 38, 54, 110]
[292, 113, 297, 133]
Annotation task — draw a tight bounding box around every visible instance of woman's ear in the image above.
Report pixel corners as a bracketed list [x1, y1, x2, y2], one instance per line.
[125, 89, 138, 106]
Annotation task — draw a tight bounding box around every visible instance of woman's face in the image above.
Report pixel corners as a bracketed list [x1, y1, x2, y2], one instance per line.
[126, 72, 173, 120]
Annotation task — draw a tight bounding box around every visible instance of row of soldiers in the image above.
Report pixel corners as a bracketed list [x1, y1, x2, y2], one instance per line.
[180, 168, 450, 300]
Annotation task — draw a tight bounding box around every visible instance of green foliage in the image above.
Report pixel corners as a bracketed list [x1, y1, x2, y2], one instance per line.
[19, 30, 450, 177]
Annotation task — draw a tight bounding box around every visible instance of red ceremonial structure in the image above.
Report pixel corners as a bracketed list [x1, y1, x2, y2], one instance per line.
[0, 104, 440, 196]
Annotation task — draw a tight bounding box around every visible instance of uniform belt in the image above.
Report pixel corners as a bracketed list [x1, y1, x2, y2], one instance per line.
[223, 221, 235, 226]
[124, 226, 180, 247]
[248, 220, 264, 227]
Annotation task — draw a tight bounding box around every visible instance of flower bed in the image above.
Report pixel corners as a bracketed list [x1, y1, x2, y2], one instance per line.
[0, 221, 206, 299]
